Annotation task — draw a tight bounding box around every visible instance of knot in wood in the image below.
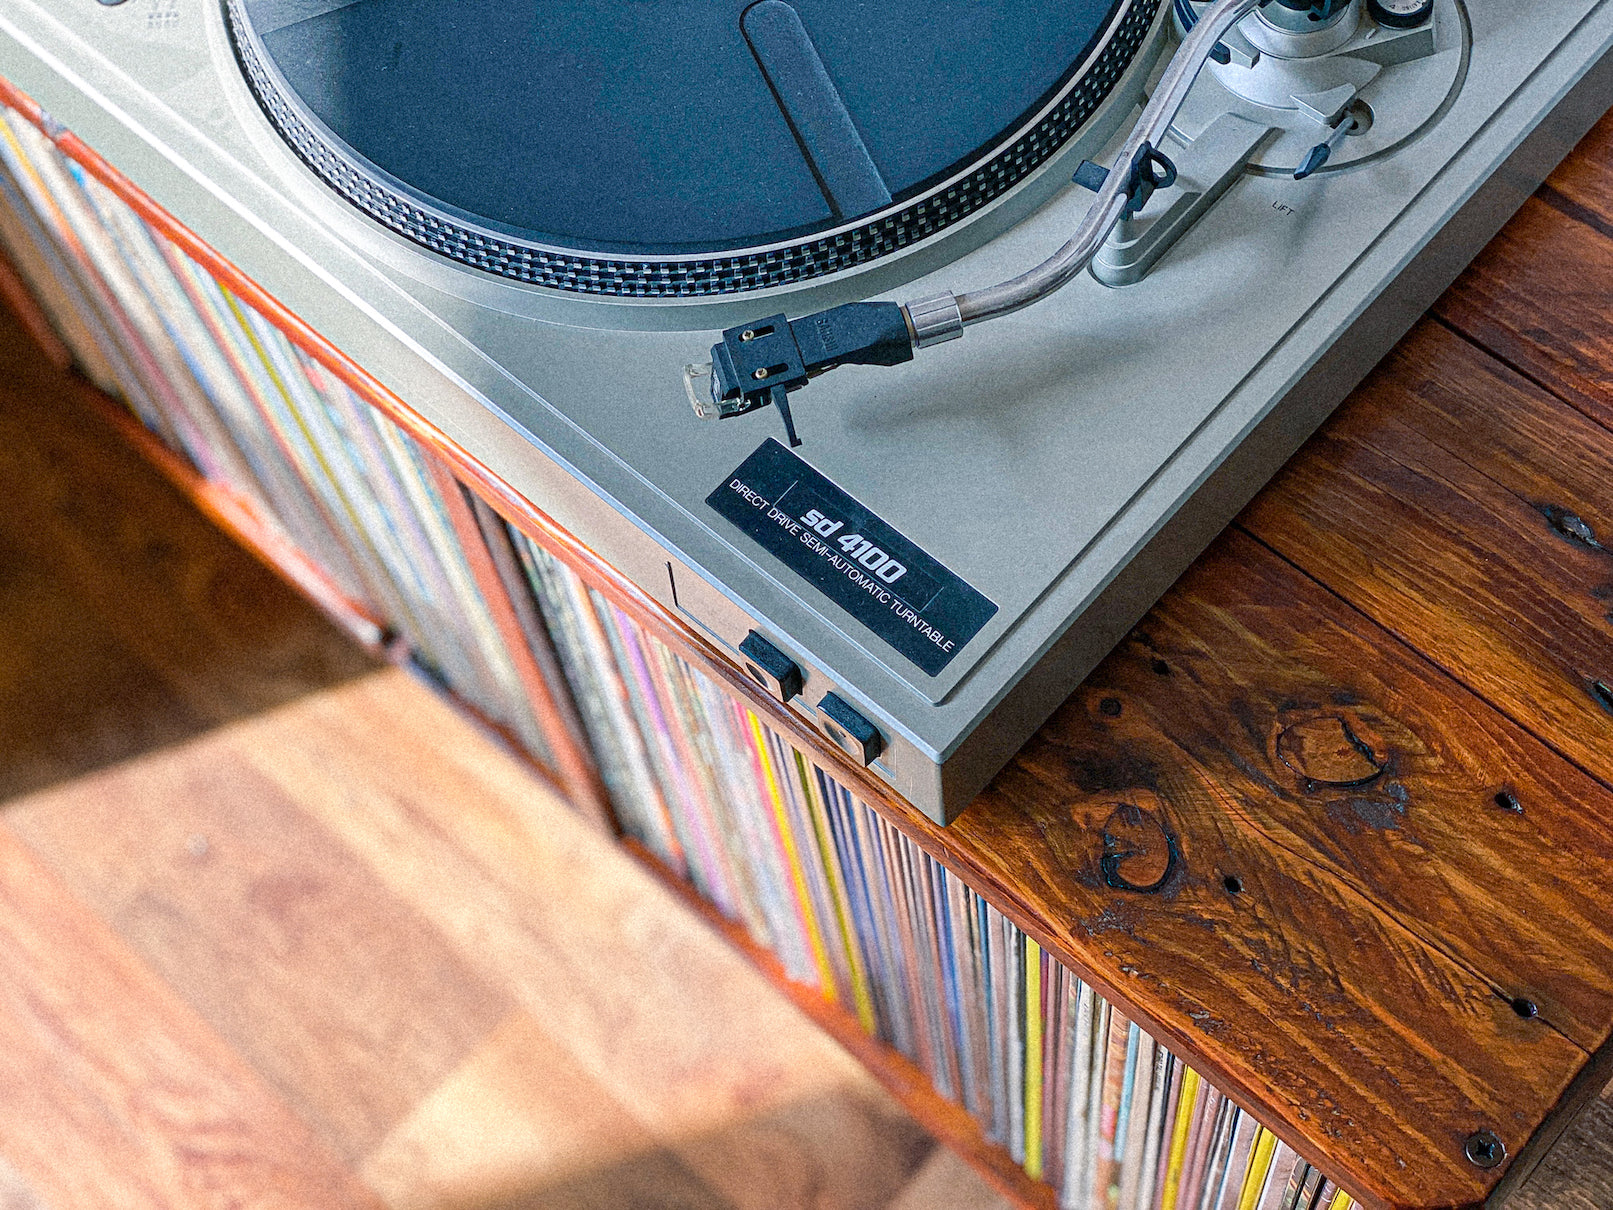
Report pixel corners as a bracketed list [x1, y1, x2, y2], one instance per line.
[1276, 715, 1386, 790]
[1097, 802, 1179, 895]
[1543, 504, 1602, 550]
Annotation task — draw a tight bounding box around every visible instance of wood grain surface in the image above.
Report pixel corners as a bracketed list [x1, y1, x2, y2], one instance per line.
[6, 752, 515, 1163]
[1244, 321, 1613, 792]
[942, 531, 1604, 1209]
[0, 827, 386, 1210]
[0, 666, 977, 1210]
[1437, 116, 1613, 434]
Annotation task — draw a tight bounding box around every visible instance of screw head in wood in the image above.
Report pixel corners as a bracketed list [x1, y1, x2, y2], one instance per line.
[1464, 1130, 1506, 1169]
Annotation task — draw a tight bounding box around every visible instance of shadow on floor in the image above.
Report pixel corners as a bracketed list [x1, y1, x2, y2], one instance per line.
[0, 298, 377, 803]
[364, 1086, 946, 1210]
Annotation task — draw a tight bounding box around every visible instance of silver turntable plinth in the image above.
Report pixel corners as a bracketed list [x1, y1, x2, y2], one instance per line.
[2, 0, 1611, 820]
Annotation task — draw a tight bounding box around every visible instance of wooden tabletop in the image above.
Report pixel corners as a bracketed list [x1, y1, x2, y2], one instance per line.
[836, 115, 1613, 1209]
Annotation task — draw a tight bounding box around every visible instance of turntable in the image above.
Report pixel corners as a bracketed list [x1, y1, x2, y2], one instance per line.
[5, 0, 1612, 821]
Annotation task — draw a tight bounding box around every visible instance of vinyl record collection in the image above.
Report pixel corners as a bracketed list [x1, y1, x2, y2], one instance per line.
[0, 101, 552, 764]
[510, 533, 1358, 1210]
[0, 92, 1357, 1209]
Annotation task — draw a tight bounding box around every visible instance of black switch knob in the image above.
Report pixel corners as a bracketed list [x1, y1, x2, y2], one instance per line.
[816, 693, 885, 766]
[738, 631, 803, 702]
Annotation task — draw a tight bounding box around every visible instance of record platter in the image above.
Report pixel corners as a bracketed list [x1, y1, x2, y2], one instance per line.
[5, 0, 1613, 821]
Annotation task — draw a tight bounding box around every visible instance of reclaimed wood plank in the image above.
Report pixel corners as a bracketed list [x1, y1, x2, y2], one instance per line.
[1435, 113, 1613, 431]
[930, 532, 1606, 1210]
[1242, 320, 1613, 798]
[1093, 538, 1613, 1053]
[5, 737, 513, 1162]
[0, 826, 384, 1210]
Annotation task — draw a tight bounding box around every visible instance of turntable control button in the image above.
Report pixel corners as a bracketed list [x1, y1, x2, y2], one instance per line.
[816, 693, 885, 766]
[739, 631, 805, 703]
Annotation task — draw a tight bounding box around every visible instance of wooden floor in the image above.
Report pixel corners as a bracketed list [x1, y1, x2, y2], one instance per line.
[3, 136, 1613, 1210]
[0, 299, 376, 804]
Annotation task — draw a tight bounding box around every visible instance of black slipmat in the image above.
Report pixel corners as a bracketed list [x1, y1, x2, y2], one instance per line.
[226, 0, 1159, 296]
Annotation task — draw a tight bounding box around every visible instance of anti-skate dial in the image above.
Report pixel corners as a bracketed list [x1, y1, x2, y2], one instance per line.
[1368, 0, 1435, 27]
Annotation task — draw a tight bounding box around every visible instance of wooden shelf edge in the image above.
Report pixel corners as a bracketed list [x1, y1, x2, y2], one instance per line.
[619, 835, 1058, 1210]
[422, 457, 616, 833]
